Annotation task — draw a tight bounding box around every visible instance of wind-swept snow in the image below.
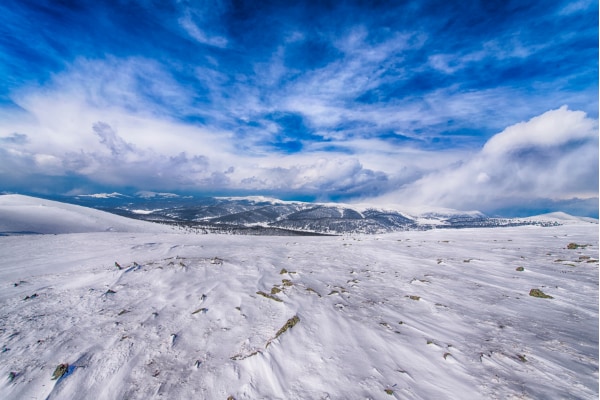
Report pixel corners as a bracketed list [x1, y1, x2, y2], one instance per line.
[0, 216, 597, 399]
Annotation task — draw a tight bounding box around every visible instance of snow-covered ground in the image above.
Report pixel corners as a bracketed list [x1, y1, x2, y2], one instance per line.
[0, 196, 597, 399]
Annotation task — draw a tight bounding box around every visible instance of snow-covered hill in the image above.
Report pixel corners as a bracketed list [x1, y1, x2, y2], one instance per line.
[0, 195, 171, 235]
[524, 211, 599, 224]
[0, 195, 597, 399]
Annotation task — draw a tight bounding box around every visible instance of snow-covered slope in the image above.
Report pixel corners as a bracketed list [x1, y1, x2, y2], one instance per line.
[525, 211, 599, 224]
[0, 221, 597, 399]
[0, 195, 171, 235]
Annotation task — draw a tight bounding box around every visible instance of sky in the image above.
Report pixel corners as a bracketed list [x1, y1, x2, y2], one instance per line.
[0, 0, 598, 217]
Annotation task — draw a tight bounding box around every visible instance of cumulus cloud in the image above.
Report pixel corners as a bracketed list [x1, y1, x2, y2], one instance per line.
[59, 122, 223, 189]
[482, 106, 596, 154]
[372, 106, 598, 214]
[233, 157, 391, 200]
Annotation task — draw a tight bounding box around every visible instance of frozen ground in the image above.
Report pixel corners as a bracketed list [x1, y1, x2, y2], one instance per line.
[0, 196, 597, 399]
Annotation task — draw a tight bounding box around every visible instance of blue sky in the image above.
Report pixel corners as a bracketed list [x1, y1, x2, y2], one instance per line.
[0, 0, 597, 216]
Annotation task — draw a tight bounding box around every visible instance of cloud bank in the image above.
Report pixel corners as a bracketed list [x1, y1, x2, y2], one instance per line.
[373, 106, 598, 216]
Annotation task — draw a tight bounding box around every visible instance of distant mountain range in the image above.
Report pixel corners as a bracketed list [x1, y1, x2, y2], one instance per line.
[24, 192, 569, 235]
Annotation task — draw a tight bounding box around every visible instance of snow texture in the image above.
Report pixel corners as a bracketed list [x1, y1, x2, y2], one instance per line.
[0, 196, 597, 399]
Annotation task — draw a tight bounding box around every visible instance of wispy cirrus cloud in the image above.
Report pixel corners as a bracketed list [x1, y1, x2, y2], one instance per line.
[178, 4, 229, 48]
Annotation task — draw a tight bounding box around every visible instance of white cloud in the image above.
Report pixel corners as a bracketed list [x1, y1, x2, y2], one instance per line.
[270, 28, 423, 132]
[0, 58, 243, 191]
[0, 57, 406, 196]
[230, 156, 391, 199]
[371, 106, 599, 211]
[0, 55, 469, 199]
[482, 106, 596, 155]
[476, 172, 490, 184]
[3, 58, 235, 154]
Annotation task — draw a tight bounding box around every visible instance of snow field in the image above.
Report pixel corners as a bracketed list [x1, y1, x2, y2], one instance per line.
[0, 223, 597, 399]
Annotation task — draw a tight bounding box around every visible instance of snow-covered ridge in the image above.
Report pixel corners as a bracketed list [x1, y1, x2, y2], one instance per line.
[346, 202, 485, 217]
[75, 192, 126, 199]
[136, 191, 180, 199]
[214, 195, 300, 205]
[0, 195, 171, 235]
[131, 209, 164, 215]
